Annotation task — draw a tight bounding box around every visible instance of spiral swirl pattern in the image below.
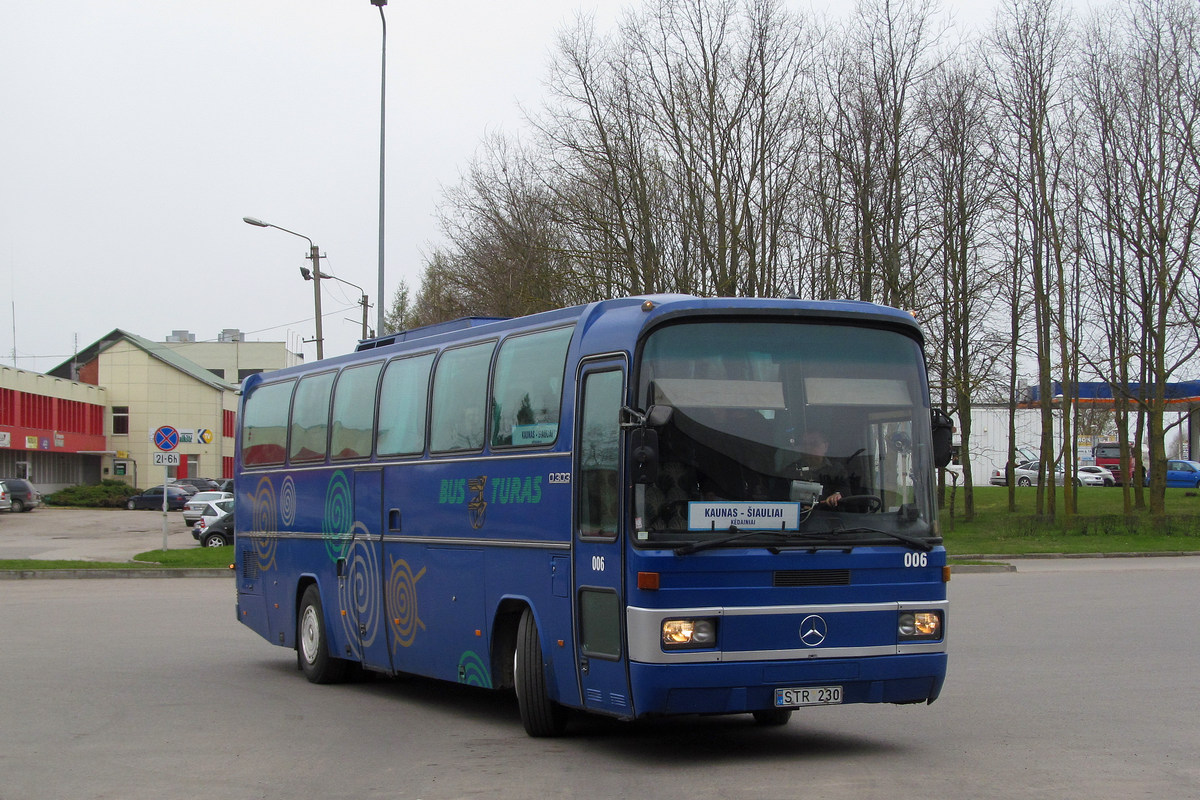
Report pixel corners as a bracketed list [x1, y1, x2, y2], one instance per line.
[457, 650, 492, 688]
[322, 470, 353, 563]
[387, 557, 426, 651]
[251, 476, 278, 571]
[279, 475, 297, 528]
[338, 523, 381, 654]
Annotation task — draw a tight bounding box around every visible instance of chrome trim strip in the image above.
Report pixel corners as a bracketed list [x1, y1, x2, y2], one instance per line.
[239, 449, 574, 476]
[626, 602, 948, 664]
[241, 530, 570, 550]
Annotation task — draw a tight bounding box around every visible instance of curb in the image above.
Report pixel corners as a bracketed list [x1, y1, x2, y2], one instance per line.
[948, 563, 1017, 574]
[0, 568, 234, 580]
[954, 551, 1200, 561]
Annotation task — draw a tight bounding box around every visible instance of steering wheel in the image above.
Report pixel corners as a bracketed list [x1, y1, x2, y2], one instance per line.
[835, 494, 882, 512]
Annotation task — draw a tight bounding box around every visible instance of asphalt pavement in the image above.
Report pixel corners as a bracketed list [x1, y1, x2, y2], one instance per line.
[0, 506, 209, 563]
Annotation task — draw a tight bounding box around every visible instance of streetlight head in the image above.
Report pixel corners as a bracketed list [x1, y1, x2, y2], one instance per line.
[300, 266, 313, 281]
[370, 0, 387, 6]
[243, 216, 269, 227]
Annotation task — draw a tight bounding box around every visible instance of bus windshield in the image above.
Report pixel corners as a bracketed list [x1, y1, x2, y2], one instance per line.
[634, 320, 938, 549]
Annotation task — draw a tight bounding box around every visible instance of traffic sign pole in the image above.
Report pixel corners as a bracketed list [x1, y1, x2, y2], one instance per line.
[153, 426, 180, 551]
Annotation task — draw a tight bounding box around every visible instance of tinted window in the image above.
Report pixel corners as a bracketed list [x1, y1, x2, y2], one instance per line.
[578, 369, 623, 537]
[242, 381, 295, 466]
[330, 362, 383, 460]
[430, 342, 495, 452]
[376, 353, 435, 456]
[289, 372, 336, 462]
[491, 327, 572, 448]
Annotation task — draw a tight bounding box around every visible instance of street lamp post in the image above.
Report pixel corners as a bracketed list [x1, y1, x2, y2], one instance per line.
[371, 0, 387, 337]
[301, 267, 372, 340]
[243, 216, 324, 360]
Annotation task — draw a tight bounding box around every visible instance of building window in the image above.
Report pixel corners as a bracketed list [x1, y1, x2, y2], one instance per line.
[112, 406, 129, 436]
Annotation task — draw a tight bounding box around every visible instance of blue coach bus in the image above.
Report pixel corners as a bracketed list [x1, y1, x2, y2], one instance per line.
[234, 294, 951, 736]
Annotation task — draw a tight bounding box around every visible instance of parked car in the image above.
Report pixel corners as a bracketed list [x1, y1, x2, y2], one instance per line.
[1146, 459, 1200, 488]
[1011, 461, 1069, 486]
[217, 478, 233, 493]
[188, 498, 235, 534]
[0, 482, 12, 512]
[0, 478, 42, 512]
[194, 509, 234, 547]
[182, 492, 234, 527]
[1077, 465, 1116, 487]
[126, 485, 190, 510]
[174, 477, 220, 493]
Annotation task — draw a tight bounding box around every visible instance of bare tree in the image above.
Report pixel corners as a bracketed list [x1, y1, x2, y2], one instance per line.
[988, 0, 1076, 517]
[921, 54, 1003, 518]
[1078, 0, 1200, 518]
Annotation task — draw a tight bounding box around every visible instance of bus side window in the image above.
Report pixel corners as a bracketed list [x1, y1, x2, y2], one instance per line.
[578, 369, 623, 537]
[376, 353, 434, 456]
[242, 380, 294, 466]
[430, 341, 495, 453]
[289, 372, 335, 463]
[330, 362, 383, 460]
[491, 327, 572, 448]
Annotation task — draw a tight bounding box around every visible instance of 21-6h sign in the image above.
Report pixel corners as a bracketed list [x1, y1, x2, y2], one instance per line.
[154, 452, 181, 466]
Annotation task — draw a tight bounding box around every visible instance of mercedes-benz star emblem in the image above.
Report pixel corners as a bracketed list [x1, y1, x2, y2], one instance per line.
[800, 615, 828, 647]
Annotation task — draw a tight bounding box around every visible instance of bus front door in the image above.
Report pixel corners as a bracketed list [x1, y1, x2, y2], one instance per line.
[573, 362, 634, 718]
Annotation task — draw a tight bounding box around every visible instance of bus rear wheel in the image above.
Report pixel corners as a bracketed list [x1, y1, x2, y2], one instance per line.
[514, 607, 567, 737]
[297, 585, 348, 684]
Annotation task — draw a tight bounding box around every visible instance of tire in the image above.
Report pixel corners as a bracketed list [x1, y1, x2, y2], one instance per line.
[753, 708, 793, 726]
[297, 585, 349, 684]
[1017, 477, 1032, 487]
[514, 607, 567, 737]
[202, 531, 229, 547]
[126, 499, 137, 510]
[11, 499, 24, 513]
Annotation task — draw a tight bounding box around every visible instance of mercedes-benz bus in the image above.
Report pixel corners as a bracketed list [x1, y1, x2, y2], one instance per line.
[234, 295, 951, 735]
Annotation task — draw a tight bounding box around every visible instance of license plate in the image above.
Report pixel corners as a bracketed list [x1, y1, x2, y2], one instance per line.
[775, 685, 843, 707]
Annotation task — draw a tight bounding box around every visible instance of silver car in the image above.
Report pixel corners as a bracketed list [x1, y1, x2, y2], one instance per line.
[0, 481, 12, 512]
[1012, 461, 1067, 486]
[182, 493, 234, 528]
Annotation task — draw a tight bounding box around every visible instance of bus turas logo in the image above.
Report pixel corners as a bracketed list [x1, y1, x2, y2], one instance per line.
[439, 475, 544, 529]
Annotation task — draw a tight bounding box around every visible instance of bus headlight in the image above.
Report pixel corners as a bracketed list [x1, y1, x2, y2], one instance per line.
[662, 618, 718, 649]
[898, 611, 943, 641]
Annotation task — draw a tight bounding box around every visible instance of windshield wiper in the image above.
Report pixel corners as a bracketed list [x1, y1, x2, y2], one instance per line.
[823, 525, 935, 552]
[674, 526, 826, 556]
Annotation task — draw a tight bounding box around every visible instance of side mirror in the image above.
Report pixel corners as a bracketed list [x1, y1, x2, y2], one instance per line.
[931, 409, 953, 469]
[629, 428, 660, 484]
[645, 404, 673, 427]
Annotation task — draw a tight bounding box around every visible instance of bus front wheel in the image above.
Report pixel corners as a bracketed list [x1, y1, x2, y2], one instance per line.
[514, 607, 567, 737]
[297, 585, 348, 684]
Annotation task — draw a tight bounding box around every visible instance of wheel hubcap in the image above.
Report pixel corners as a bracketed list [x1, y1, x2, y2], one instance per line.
[301, 606, 319, 664]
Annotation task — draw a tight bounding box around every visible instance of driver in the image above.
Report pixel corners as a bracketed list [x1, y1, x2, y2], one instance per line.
[795, 430, 846, 508]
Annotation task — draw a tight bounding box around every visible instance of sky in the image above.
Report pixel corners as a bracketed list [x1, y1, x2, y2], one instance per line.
[1, 0, 1002, 373]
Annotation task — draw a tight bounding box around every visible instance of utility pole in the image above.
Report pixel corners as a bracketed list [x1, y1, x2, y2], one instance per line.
[308, 244, 324, 360]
